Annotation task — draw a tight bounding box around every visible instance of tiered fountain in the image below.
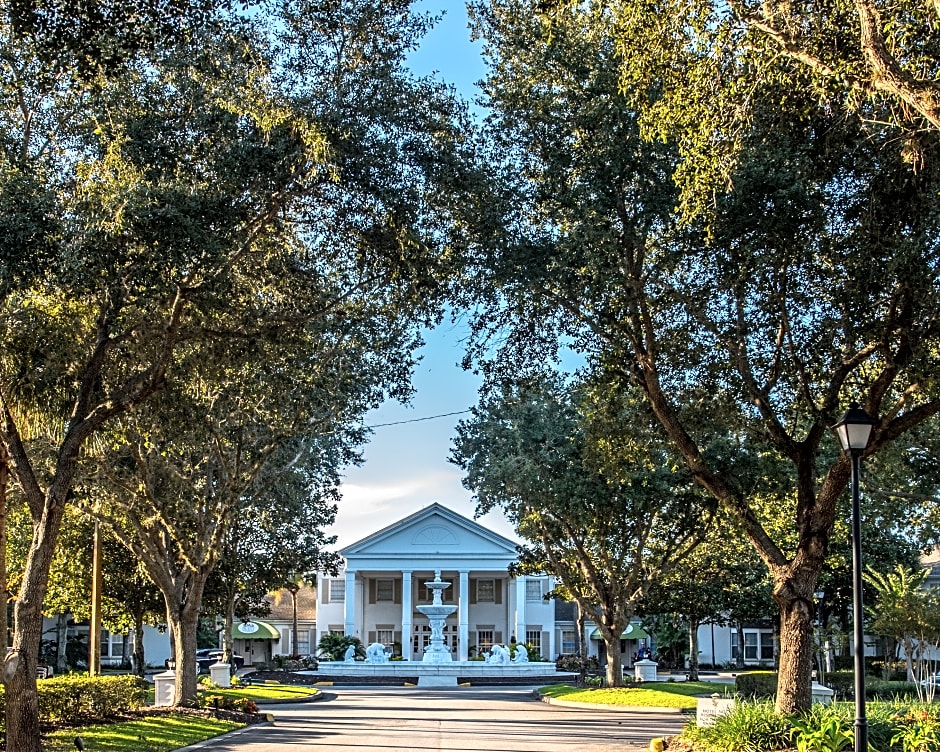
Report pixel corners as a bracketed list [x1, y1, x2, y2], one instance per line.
[416, 571, 457, 664]
[315, 570, 570, 687]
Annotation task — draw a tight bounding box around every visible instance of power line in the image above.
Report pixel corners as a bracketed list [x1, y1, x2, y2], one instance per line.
[366, 410, 471, 429]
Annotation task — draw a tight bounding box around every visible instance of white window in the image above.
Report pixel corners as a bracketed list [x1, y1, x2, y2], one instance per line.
[328, 625, 344, 635]
[477, 579, 495, 602]
[526, 579, 544, 601]
[477, 628, 494, 652]
[561, 630, 577, 654]
[525, 629, 542, 653]
[329, 579, 345, 602]
[100, 630, 124, 658]
[376, 579, 394, 602]
[376, 628, 394, 645]
[731, 631, 774, 662]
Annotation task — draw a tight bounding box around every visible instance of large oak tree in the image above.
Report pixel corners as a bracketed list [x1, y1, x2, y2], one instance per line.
[461, 0, 940, 712]
[0, 0, 481, 743]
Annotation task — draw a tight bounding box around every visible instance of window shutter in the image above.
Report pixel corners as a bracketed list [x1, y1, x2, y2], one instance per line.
[541, 631, 549, 659]
[369, 579, 377, 604]
[469, 579, 477, 605]
[321, 584, 329, 604]
[494, 630, 503, 644]
[394, 578, 402, 604]
[368, 631, 376, 644]
[281, 627, 290, 655]
[494, 579, 502, 604]
[393, 630, 402, 645]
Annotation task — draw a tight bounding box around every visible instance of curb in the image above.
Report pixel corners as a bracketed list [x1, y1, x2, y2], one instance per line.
[532, 689, 685, 714]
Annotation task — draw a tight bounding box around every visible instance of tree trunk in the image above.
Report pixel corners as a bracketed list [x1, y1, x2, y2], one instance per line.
[55, 613, 68, 674]
[132, 612, 146, 677]
[774, 582, 816, 713]
[291, 589, 299, 657]
[603, 635, 623, 687]
[4, 492, 69, 752]
[687, 619, 700, 681]
[0, 442, 8, 652]
[168, 604, 201, 705]
[164, 573, 209, 706]
[735, 621, 745, 669]
[220, 594, 235, 666]
[576, 603, 587, 685]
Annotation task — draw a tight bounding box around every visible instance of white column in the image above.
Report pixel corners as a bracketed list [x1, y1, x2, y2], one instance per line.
[344, 570, 357, 637]
[458, 570, 470, 661]
[401, 570, 412, 660]
[515, 575, 527, 644]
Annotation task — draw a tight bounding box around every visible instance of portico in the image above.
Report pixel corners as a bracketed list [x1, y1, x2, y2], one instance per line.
[317, 504, 555, 661]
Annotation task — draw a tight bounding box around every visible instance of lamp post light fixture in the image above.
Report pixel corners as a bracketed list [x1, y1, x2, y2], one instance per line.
[831, 402, 877, 752]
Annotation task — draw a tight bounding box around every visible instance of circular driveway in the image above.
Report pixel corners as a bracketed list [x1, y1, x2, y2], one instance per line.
[188, 686, 688, 752]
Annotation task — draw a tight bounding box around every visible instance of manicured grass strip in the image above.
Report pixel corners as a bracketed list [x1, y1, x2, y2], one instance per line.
[539, 681, 732, 709]
[210, 684, 319, 701]
[43, 713, 243, 752]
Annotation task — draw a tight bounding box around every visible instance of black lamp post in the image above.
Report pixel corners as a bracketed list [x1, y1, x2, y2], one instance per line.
[831, 402, 877, 752]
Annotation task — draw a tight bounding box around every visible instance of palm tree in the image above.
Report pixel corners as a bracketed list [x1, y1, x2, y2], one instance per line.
[865, 564, 940, 701]
[283, 572, 315, 657]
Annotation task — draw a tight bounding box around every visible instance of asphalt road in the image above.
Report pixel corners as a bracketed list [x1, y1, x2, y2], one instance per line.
[183, 686, 688, 752]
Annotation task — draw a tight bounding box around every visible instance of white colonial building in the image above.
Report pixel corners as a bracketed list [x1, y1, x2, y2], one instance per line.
[316, 503, 557, 661]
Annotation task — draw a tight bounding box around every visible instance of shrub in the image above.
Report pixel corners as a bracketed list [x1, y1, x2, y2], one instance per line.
[735, 671, 778, 699]
[790, 713, 852, 752]
[0, 674, 148, 730]
[682, 700, 791, 752]
[555, 654, 599, 673]
[681, 699, 938, 752]
[824, 670, 856, 699]
[201, 693, 258, 714]
[867, 680, 919, 700]
[510, 643, 544, 662]
[317, 633, 362, 661]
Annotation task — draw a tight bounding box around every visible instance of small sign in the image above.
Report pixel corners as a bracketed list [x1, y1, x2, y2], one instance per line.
[696, 694, 735, 727]
[240, 621, 259, 634]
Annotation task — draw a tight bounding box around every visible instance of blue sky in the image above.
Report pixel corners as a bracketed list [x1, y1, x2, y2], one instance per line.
[328, 3, 519, 546]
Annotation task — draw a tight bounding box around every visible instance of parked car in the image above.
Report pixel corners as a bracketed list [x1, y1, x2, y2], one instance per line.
[164, 649, 245, 672]
[920, 671, 940, 689]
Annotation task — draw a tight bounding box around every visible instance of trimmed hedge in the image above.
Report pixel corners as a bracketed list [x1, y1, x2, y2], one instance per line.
[735, 671, 778, 698]
[825, 671, 918, 700]
[0, 674, 147, 730]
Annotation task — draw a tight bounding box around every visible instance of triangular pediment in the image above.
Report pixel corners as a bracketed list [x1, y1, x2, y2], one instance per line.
[340, 503, 517, 565]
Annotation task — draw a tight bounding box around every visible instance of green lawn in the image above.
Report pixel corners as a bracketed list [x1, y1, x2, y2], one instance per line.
[539, 681, 733, 709]
[43, 713, 243, 752]
[206, 684, 319, 701]
[40, 683, 317, 751]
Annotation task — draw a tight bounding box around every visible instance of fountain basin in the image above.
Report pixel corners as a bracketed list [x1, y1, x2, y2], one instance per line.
[312, 661, 573, 688]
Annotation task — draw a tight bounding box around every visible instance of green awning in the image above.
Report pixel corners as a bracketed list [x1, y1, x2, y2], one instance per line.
[233, 619, 280, 640]
[589, 623, 650, 640]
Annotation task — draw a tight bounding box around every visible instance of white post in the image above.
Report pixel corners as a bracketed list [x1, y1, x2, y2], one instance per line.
[515, 575, 527, 645]
[402, 570, 412, 660]
[344, 570, 357, 637]
[458, 570, 469, 661]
